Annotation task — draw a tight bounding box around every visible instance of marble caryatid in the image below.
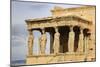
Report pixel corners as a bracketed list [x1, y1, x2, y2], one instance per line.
[78, 27, 84, 52]
[68, 26, 75, 53]
[28, 30, 34, 56]
[53, 27, 60, 54]
[39, 28, 47, 55]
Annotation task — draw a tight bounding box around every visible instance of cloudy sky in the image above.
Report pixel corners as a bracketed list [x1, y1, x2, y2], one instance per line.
[11, 0, 83, 62]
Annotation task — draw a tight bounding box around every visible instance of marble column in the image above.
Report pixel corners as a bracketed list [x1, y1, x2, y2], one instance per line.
[28, 30, 34, 56]
[78, 28, 84, 52]
[68, 26, 75, 53]
[53, 27, 60, 54]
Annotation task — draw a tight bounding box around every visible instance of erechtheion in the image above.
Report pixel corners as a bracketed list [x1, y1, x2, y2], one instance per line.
[25, 6, 96, 64]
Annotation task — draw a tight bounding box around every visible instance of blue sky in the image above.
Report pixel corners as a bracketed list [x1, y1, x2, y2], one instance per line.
[11, 1, 83, 62]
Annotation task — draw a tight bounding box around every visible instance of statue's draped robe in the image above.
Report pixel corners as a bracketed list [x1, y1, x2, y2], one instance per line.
[53, 32, 60, 54]
[28, 35, 34, 56]
[68, 31, 75, 52]
[40, 34, 47, 54]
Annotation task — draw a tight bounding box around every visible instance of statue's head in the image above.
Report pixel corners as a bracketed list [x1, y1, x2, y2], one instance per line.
[41, 28, 45, 34]
[28, 29, 33, 35]
[55, 27, 58, 32]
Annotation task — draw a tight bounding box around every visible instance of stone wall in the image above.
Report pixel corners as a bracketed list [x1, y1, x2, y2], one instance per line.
[51, 6, 95, 23]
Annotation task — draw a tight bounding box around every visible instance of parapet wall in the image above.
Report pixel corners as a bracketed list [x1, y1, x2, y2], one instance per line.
[51, 6, 95, 24]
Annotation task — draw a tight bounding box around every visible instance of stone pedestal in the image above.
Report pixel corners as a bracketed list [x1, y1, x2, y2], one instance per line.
[26, 53, 90, 65]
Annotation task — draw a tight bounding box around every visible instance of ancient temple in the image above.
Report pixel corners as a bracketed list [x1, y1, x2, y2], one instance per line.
[25, 6, 96, 64]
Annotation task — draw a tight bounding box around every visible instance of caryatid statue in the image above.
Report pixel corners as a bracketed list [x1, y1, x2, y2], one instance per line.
[68, 26, 75, 53]
[39, 28, 47, 55]
[28, 30, 34, 56]
[53, 27, 60, 54]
